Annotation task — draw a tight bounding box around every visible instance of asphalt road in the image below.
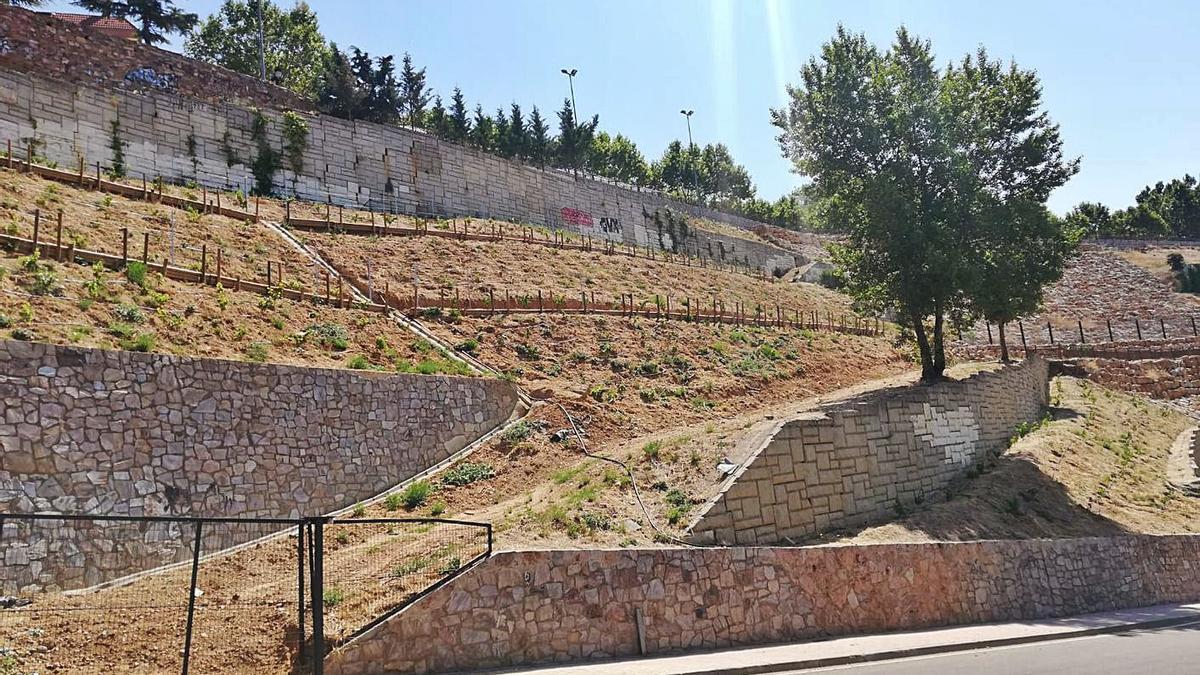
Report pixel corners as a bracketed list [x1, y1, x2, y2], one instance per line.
[790, 619, 1200, 674]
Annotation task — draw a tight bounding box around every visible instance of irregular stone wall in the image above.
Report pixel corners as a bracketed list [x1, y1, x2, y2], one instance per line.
[0, 5, 306, 110]
[0, 340, 521, 591]
[689, 357, 1049, 545]
[325, 535, 1200, 674]
[0, 68, 800, 274]
[1071, 355, 1200, 401]
[957, 336, 1200, 361]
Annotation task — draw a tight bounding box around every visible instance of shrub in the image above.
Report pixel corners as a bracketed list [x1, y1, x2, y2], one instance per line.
[0, 314, 9, 329]
[216, 284, 230, 310]
[113, 304, 145, 324]
[17, 249, 42, 272]
[501, 421, 532, 446]
[438, 557, 462, 575]
[125, 261, 148, 288]
[346, 354, 371, 370]
[30, 268, 61, 296]
[17, 302, 32, 323]
[384, 493, 402, 511]
[1168, 253, 1186, 271]
[107, 321, 135, 339]
[440, 462, 495, 486]
[322, 587, 345, 607]
[401, 480, 433, 509]
[429, 501, 447, 517]
[642, 440, 662, 461]
[817, 269, 844, 290]
[456, 337, 479, 353]
[515, 342, 541, 360]
[122, 332, 155, 352]
[351, 503, 366, 518]
[638, 361, 659, 376]
[246, 342, 270, 362]
[303, 323, 349, 350]
[10, 327, 35, 341]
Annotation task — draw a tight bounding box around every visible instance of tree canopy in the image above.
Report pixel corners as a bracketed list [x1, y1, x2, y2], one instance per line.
[184, 0, 328, 97]
[1068, 175, 1200, 239]
[772, 27, 1079, 380]
[75, 0, 198, 45]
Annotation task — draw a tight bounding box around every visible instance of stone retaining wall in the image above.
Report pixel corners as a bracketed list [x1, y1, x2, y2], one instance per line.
[688, 357, 1049, 545]
[1071, 355, 1200, 401]
[0, 340, 521, 591]
[0, 67, 800, 274]
[325, 535, 1200, 674]
[957, 335, 1200, 361]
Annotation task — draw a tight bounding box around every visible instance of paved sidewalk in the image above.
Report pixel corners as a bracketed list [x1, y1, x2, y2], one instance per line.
[482, 602, 1200, 675]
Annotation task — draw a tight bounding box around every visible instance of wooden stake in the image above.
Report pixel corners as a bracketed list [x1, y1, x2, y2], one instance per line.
[121, 227, 129, 264]
[200, 244, 207, 284]
[54, 210, 63, 261]
[142, 232, 150, 264]
[32, 209, 40, 254]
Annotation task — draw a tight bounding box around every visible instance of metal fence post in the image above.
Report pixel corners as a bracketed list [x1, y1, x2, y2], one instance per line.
[297, 522, 307, 668]
[310, 518, 326, 675]
[181, 520, 204, 675]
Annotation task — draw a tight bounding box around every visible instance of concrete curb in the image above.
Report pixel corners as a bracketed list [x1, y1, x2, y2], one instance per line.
[672, 613, 1200, 675]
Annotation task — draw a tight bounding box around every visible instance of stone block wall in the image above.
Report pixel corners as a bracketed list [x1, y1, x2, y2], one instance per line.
[689, 357, 1050, 545]
[0, 340, 521, 591]
[0, 67, 800, 274]
[325, 535, 1200, 674]
[1072, 355, 1200, 401]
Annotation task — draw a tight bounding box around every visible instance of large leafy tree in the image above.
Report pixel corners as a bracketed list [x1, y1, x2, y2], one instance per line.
[75, 0, 198, 45]
[773, 27, 1078, 381]
[700, 143, 754, 202]
[589, 131, 651, 186]
[652, 140, 700, 196]
[184, 0, 329, 97]
[399, 52, 432, 129]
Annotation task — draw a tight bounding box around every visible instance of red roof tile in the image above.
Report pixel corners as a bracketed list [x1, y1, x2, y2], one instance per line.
[45, 12, 138, 39]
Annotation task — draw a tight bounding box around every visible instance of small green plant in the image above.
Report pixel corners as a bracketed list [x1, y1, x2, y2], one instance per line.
[304, 323, 349, 350]
[17, 302, 33, 323]
[0, 314, 9, 329]
[125, 261, 148, 288]
[515, 342, 541, 360]
[429, 501, 447, 516]
[346, 354, 371, 369]
[122, 332, 155, 352]
[351, 502, 366, 518]
[438, 556, 462, 575]
[642, 440, 662, 461]
[384, 493, 403, 511]
[10, 327, 35, 341]
[501, 421, 532, 446]
[401, 480, 432, 509]
[456, 337, 479, 353]
[246, 341, 270, 362]
[322, 587, 345, 607]
[113, 304, 145, 324]
[440, 462, 495, 486]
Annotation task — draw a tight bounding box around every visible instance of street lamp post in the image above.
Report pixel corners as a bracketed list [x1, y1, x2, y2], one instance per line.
[680, 109, 699, 202]
[561, 68, 579, 177]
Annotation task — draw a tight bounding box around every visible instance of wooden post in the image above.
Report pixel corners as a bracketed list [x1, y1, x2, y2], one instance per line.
[200, 244, 207, 284]
[121, 228, 129, 264]
[5, 140, 10, 170]
[1135, 319, 1142, 340]
[285, 200, 291, 224]
[1107, 319, 1114, 342]
[266, 260, 273, 287]
[337, 278, 344, 308]
[96, 162, 102, 189]
[202, 188, 207, 213]
[25, 142, 32, 172]
[31, 209, 40, 254]
[216, 248, 223, 282]
[1019, 321, 1027, 349]
[78, 156, 84, 183]
[54, 210, 63, 261]
[538, 289, 543, 313]
[1161, 318, 1167, 339]
[66, 241, 75, 263]
[325, 272, 331, 301]
[1193, 316, 1197, 337]
[236, 277, 242, 292]
[489, 288, 495, 316]
[142, 173, 148, 200]
[1047, 322, 1055, 344]
[255, 198, 260, 222]
[1077, 320, 1084, 344]
[142, 232, 149, 263]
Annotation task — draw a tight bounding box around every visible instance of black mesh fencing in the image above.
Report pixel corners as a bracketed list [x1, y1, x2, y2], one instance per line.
[0, 513, 491, 674]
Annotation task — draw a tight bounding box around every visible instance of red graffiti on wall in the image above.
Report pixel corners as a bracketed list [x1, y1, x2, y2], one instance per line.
[560, 207, 594, 227]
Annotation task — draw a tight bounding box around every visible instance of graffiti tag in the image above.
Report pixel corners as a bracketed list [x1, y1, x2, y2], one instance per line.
[560, 207, 593, 227]
[123, 67, 178, 91]
[598, 217, 621, 234]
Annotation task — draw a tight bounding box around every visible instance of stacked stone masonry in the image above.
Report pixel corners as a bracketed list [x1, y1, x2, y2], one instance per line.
[325, 536, 1200, 674]
[0, 65, 800, 273]
[689, 357, 1050, 545]
[0, 340, 521, 591]
[1073, 355, 1200, 401]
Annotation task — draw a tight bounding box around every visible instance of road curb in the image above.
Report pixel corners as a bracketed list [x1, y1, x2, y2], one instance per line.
[675, 613, 1200, 675]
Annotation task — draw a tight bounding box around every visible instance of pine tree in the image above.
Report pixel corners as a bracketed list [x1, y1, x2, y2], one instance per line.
[399, 52, 432, 129]
[316, 43, 362, 121]
[470, 105, 494, 150]
[370, 54, 401, 125]
[493, 108, 510, 158]
[528, 106, 551, 168]
[554, 98, 598, 177]
[448, 88, 470, 143]
[506, 103, 527, 160]
[425, 96, 452, 139]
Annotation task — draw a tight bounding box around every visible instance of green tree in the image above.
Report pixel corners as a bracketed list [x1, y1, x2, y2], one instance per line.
[589, 132, 651, 186]
[527, 106, 551, 168]
[75, 0, 198, 45]
[493, 108, 510, 157]
[700, 143, 754, 202]
[425, 96, 452, 139]
[652, 140, 700, 196]
[504, 103, 528, 160]
[772, 27, 1078, 381]
[469, 105, 495, 150]
[554, 98, 598, 177]
[399, 52, 432, 128]
[315, 42, 360, 120]
[447, 88, 470, 142]
[184, 0, 329, 98]
[1064, 201, 1112, 238]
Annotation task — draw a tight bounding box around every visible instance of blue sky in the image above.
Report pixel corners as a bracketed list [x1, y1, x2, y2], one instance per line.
[43, 0, 1200, 213]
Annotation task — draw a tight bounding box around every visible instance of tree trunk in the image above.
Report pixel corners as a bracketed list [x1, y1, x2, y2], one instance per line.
[998, 322, 1011, 363]
[910, 309, 938, 382]
[930, 305, 946, 380]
